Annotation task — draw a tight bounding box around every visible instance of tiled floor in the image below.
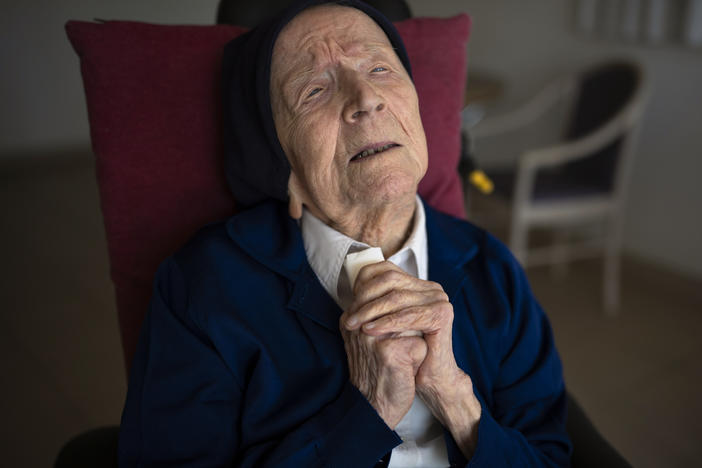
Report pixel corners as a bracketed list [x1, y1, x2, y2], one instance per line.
[1, 157, 700, 467]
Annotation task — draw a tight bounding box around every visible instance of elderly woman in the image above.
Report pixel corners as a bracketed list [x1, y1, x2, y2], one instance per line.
[119, 1, 571, 467]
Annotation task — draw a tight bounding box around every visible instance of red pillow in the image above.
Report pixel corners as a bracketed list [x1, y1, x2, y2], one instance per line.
[66, 15, 470, 372]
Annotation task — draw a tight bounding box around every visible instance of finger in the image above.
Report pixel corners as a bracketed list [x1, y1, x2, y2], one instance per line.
[375, 335, 427, 369]
[362, 302, 453, 337]
[339, 319, 378, 346]
[353, 260, 406, 295]
[353, 265, 444, 310]
[344, 288, 448, 330]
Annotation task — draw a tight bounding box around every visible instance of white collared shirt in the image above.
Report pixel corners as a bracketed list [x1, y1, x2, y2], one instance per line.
[301, 196, 450, 467]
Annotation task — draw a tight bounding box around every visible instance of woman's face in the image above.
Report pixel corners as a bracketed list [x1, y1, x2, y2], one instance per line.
[270, 5, 427, 224]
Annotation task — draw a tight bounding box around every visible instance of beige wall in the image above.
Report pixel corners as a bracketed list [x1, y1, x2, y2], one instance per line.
[2, 0, 701, 278]
[0, 0, 219, 154]
[408, 0, 702, 278]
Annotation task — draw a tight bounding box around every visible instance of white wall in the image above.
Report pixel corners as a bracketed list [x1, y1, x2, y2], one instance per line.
[407, 0, 702, 279]
[0, 0, 219, 154]
[2, 0, 701, 278]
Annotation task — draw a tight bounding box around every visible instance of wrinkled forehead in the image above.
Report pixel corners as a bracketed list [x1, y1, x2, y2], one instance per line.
[271, 5, 395, 81]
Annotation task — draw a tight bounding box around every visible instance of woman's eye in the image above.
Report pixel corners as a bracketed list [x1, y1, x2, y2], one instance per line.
[371, 66, 387, 73]
[307, 87, 323, 98]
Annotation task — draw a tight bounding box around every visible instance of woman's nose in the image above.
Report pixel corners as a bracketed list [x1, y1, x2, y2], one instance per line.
[342, 74, 385, 123]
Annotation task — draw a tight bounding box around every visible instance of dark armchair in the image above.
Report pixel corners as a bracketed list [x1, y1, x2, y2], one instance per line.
[57, 1, 631, 467]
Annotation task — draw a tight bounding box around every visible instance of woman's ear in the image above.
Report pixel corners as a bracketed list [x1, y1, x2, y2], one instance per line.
[287, 172, 304, 220]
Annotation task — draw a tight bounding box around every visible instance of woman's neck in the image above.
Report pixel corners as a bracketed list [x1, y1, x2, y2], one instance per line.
[329, 196, 417, 258]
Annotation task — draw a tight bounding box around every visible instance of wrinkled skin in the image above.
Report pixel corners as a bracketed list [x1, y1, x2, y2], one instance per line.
[270, 5, 480, 458]
[270, 4, 426, 254]
[341, 317, 427, 429]
[341, 260, 480, 456]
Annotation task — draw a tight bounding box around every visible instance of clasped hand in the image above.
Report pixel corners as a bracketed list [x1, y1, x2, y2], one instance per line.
[339, 261, 481, 442]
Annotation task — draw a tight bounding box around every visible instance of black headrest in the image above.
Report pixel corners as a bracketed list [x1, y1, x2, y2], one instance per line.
[216, 0, 411, 26]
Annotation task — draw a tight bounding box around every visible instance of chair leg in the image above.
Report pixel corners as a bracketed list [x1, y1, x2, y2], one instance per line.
[510, 218, 528, 266]
[603, 250, 620, 315]
[550, 229, 571, 279]
[603, 217, 622, 315]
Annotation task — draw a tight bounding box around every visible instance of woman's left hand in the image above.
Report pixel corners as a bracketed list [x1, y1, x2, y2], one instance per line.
[344, 261, 482, 459]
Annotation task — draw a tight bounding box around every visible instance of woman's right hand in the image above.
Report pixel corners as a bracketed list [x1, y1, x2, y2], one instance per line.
[340, 325, 426, 429]
[339, 262, 428, 429]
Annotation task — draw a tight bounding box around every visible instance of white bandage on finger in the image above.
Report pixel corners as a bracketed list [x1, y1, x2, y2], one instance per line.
[343, 247, 385, 290]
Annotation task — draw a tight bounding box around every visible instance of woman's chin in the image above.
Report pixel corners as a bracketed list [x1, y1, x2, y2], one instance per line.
[353, 174, 419, 208]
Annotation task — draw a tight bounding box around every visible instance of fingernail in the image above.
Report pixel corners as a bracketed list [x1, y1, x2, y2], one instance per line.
[346, 317, 358, 328]
[364, 322, 375, 329]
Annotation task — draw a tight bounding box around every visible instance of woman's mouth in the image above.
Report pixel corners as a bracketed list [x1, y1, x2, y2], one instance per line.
[350, 143, 400, 162]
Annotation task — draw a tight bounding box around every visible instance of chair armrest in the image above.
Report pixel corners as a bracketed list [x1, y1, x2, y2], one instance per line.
[55, 426, 119, 468]
[567, 392, 633, 468]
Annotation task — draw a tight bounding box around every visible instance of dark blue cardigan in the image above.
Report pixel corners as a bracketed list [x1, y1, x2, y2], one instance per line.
[119, 200, 572, 467]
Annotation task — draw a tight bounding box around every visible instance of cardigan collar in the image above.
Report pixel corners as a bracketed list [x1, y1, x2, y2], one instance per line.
[225, 199, 480, 332]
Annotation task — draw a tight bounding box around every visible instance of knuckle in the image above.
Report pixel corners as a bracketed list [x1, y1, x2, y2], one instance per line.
[404, 307, 420, 323]
[428, 312, 442, 329]
[376, 340, 396, 362]
[436, 302, 454, 325]
[439, 301, 453, 317]
[356, 263, 376, 281]
[386, 289, 404, 305]
[360, 297, 385, 320]
[426, 289, 445, 303]
[354, 302, 370, 322]
[380, 269, 402, 283]
[385, 313, 402, 329]
[354, 289, 372, 307]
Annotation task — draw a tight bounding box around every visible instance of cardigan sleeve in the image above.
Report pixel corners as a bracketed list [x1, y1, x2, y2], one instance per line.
[450, 243, 572, 467]
[118, 257, 401, 468]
